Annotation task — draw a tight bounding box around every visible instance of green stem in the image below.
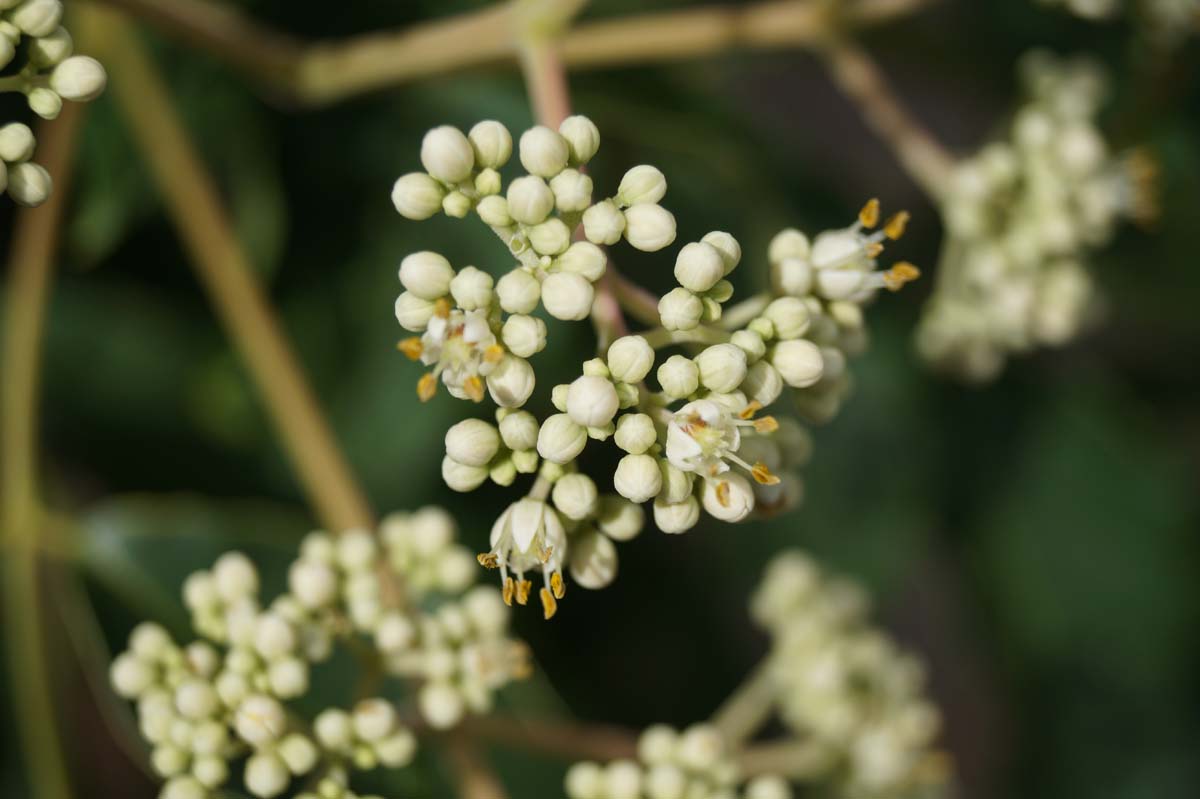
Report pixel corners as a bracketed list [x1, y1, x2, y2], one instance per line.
[642, 325, 730, 349]
[720, 292, 771, 330]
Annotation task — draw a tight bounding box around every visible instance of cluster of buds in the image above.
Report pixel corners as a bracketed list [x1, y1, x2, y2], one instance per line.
[750, 552, 949, 799]
[109, 506, 528, 799]
[565, 724, 792, 799]
[917, 51, 1155, 381]
[0, 0, 107, 205]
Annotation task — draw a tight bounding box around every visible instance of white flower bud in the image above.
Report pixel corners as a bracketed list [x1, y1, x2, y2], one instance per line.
[498, 410, 539, 451]
[555, 241, 607, 282]
[774, 257, 813, 297]
[653, 496, 700, 534]
[559, 115, 600, 165]
[314, 708, 353, 750]
[550, 168, 593, 212]
[353, 698, 397, 741]
[7, 161, 50, 206]
[566, 375, 619, 428]
[658, 287, 703, 332]
[770, 339, 824, 387]
[110, 653, 154, 698]
[496, 268, 541, 314]
[646, 764, 687, 799]
[552, 473, 598, 520]
[152, 745, 188, 778]
[0, 37, 12, 73]
[701, 473, 755, 522]
[174, 679, 218, 720]
[677, 725, 725, 770]
[12, 0, 62, 38]
[764, 296, 811, 340]
[475, 194, 511, 227]
[519, 126, 569, 178]
[245, 752, 290, 798]
[398, 251, 453, 300]
[731, 330, 766, 363]
[657, 355, 699, 399]
[268, 657, 308, 698]
[813, 267, 866, 300]
[528, 217, 571, 256]
[614, 454, 662, 503]
[0, 123, 35, 162]
[745, 775, 792, 799]
[568, 530, 618, 589]
[659, 461, 694, 504]
[582, 199, 625, 245]
[192, 755, 228, 789]
[741, 360, 784, 406]
[213, 552, 257, 601]
[638, 725, 678, 764]
[235, 695, 286, 746]
[419, 681, 464, 729]
[542, 271, 594, 321]
[449, 266, 494, 310]
[616, 165, 667, 206]
[603, 336, 652, 385]
[442, 190, 472, 218]
[278, 733, 319, 776]
[595, 496, 644, 540]
[48, 55, 106, 102]
[701, 231, 741, 274]
[624, 204, 676, 252]
[505, 175, 554, 224]
[537, 414, 587, 464]
[605, 760, 643, 799]
[614, 413, 656, 454]
[391, 172, 444, 220]
[289, 560, 337, 608]
[674, 241, 725, 293]
[442, 455, 488, 492]
[468, 120, 512, 168]
[486, 354, 535, 408]
[337, 529, 377, 572]
[474, 166, 502, 197]
[501, 314, 547, 358]
[768, 228, 810, 264]
[394, 291, 436, 332]
[445, 418, 501, 467]
[421, 125, 474, 183]
[565, 761, 605, 799]
[376, 729, 418, 768]
[695, 344, 747, 393]
[161, 777, 206, 799]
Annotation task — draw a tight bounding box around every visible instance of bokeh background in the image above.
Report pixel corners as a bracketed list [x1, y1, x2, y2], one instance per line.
[2, 0, 1199, 797]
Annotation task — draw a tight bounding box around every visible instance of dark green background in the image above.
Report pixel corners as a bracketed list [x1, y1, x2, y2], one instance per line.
[2, 1, 1198, 797]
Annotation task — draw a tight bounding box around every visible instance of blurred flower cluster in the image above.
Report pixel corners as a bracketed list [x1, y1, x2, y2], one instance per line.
[1037, 0, 1199, 44]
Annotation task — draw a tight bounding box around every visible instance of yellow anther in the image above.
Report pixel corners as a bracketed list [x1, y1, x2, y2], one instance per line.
[507, 642, 533, 679]
[550, 571, 565, 599]
[502, 577, 515, 607]
[751, 462, 782, 486]
[738, 401, 762, 420]
[716, 480, 731, 508]
[433, 297, 452, 318]
[464, 375, 485, 403]
[397, 337, 423, 360]
[417, 373, 438, 402]
[883, 211, 910, 240]
[883, 262, 921, 291]
[516, 580, 532, 606]
[754, 416, 779, 434]
[539, 546, 553, 564]
[540, 587, 558, 620]
[477, 553, 499, 569]
[866, 241, 885, 258]
[484, 344, 505, 365]
[859, 198, 880, 228]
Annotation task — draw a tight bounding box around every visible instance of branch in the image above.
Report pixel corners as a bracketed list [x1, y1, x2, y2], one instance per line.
[443, 732, 510, 799]
[457, 714, 639, 762]
[736, 737, 836, 779]
[91, 0, 936, 107]
[709, 659, 776, 745]
[2, 102, 87, 799]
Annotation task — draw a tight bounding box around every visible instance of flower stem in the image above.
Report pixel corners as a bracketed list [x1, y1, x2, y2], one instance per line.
[736, 737, 836, 779]
[642, 325, 731, 349]
[720, 292, 772, 330]
[710, 659, 776, 745]
[2, 102, 87, 799]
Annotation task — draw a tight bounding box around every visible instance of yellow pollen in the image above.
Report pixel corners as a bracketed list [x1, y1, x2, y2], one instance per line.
[484, 344, 505, 365]
[883, 262, 921, 291]
[550, 572, 565, 599]
[397, 337, 423, 360]
[859, 198, 880, 228]
[754, 416, 779, 434]
[433, 298, 452, 318]
[751, 462, 782, 486]
[417, 373, 438, 402]
[716, 481, 731, 507]
[539, 546, 553, 564]
[883, 211, 910, 240]
[738, 401, 762, 420]
[502, 577, 515, 606]
[464, 375, 486, 403]
[477, 553, 499, 569]
[866, 241, 885, 258]
[516, 580, 532, 606]
[540, 587, 558, 620]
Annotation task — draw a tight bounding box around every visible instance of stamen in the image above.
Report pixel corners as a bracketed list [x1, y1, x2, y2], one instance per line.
[417, 373, 438, 402]
[715, 481, 731, 508]
[433, 298, 452, 318]
[539, 546, 553, 564]
[859, 198, 881, 228]
[883, 262, 921, 291]
[883, 211, 910, 240]
[464, 375, 486, 403]
[738, 401, 763, 420]
[502, 577, 515, 607]
[540, 587, 558, 620]
[516, 580, 532, 606]
[484, 344, 505, 365]
[397, 337, 423, 360]
[866, 241, 885, 258]
[550, 572, 565, 599]
[477, 553, 499, 569]
[753, 416, 780, 434]
[751, 462, 782, 486]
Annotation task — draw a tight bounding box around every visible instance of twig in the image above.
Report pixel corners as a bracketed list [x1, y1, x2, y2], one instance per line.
[457, 714, 639, 762]
[736, 737, 836, 778]
[642, 325, 731, 349]
[817, 37, 956, 200]
[443, 732, 510, 799]
[92, 0, 936, 107]
[605, 268, 661, 329]
[719, 292, 771, 330]
[85, 8, 374, 535]
[1, 102, 87, 799]
[710, 659, 776, 745]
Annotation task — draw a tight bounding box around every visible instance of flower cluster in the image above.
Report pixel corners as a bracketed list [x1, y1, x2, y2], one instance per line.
[750, 551, 949, 799]
[916, 51, 1154, 381]
[0, 0, 107, 206]
[565, 724, 792, 799]
[110, 507, 528, 799]
[1037, 0, 1199, 43]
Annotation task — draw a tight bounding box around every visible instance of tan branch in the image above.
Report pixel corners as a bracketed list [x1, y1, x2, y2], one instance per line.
[457, 714, 639, 762]
[443, 732, 510, 799]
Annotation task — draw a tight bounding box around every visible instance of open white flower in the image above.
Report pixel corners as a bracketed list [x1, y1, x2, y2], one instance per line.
[400, 304, 504, 403]
[479, 499, 567, 619]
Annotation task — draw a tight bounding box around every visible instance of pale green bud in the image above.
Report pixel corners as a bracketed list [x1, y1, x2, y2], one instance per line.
[394, 291, 436, 332]
[555, 241, 607, 282]
[551, 383, 569, 412]
[519, 125, 569, 177]
[653, 496, 700, 534]
[474, 167, 502, 196]
[152, 745, 188, 778]
[375, 729, 417, 768]
[192, 755, 229, 789]
[0, 34, 13, 71]
[421, 125, 474, 183]
[614, 453, 662, 503]
[731, 329, 766, 362]
[701, 230, 741, 274]
[49, 55, 106, 102]
[607, 335, 654, 383]
[445, 418, 500, 467]
[623, 203, 676, 252]
[27, 25, 70, 67]
[398, 251, 453, 300]
[700, 295, 722, 323]
[566, 375, 619, 428]
[748, 316, 774, 340]
[658, 287, 703, 331]
[614, 413, 656, 454]
[498, 410, 539, 451]
[541, 271, 593, 321]
[615, 381, 640, 408]
[549, 168, 593, 212]
[449, 265, 494, 310]
[245, 752, 290, 798]
[659, 461, 694, 504]
[475, 195, 512, 227]
[583, 199, 625, 245]
[552, 473, 598, 520]
[7, 161, 50, 206]
[742, 360, 784, 406]
[441, 190, 471, 218]
[674, 241, 725, 293]
[596, 495, 645, 541]
[12, 0, 62, 38]
[657, 354, 699, 399]
[537, 413, 588, 464]
[565, 762, 606, 799]
[582, 357, 610, 377]
[616, 164, 666, 206]
[28, 87, 62, 120]
[764, 296, 811, 340]
[814, 267, 867, 300]
[501, 313, 547, 357]
[442, 455, 488, 491]
[774, 257, 813, 297]
[506, 175, 554, 224]
[496, 268, 541, 314]
[770, 339, 824, 387]
[695, 343, 747, 393]
[528, 217, 571, 256]
[468, 120, 512, 168]
[162, 777, 206, 799]
[568, 530, 618, 590]
[559, 115, 600, 165]
[512, 448, 539, 473]
[768, 228, 810, 264]
[279, 733, 320, 776]
[745, 775, 793, 799]
[392, 172, 444, 220]
[486, 354, 536, 407]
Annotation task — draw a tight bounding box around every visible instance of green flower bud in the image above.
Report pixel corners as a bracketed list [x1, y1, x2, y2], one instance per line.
[657, 354, 699, 399]
[623, 203, 676, 252]
[7, 161, 50, 207]
[616, 164, 666, 206]
[498, 410, 539, 451]
[474, 167, 502, 196]
[441, 190, 471, 218]
[607, 335, 654, 383]
[674, 241, 725, 293]
[49, 55, 106, 102]
[28, 87, 62, 120]
[541, 271, 593, 320]
[506, 175, 554, 224]
[468, 120, 512, 168]
[582, 199, 625, 245]
[449, 265, 494, 310]
[614, 413, 656, 455]
[537, 413, 588, 464]
[658, 287, 703, 331]
[391, 172, 444, 220]
[421, 125, 474, 183]
[528, 217, 572, 256]
[398, 251, 453, 300]
[554, 241, 607, 282]
[519, 125, 569, 177]
[27, 25, 71, 68]
[501, 313, 547, 357]
[549, 168, 593, 212]
[559, 115, 600, 165]
[695, 343, 747, 393]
